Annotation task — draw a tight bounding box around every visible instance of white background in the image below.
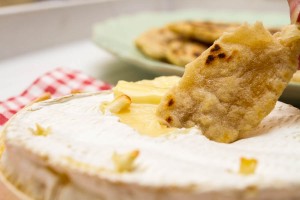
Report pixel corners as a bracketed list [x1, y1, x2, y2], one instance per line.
[0, 0, 290, 101]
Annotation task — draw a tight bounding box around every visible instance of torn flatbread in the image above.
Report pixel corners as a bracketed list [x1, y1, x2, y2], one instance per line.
[157, 22, 300, 143]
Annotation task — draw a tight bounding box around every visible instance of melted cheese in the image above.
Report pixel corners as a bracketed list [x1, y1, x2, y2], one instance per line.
[116, 103, 175, 136]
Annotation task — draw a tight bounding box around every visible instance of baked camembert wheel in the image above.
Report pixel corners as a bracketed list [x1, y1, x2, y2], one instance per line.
[1, 76, 300, 200]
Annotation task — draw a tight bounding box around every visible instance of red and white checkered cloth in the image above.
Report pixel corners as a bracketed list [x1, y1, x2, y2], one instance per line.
[0, 68, 111, 126]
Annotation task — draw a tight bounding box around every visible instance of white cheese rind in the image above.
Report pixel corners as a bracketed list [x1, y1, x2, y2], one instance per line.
[1, 92, 300, 200]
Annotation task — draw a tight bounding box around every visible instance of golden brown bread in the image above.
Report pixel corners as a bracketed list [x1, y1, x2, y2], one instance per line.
[135, 27, 180, 60]
[157, 22, 300, 143]
[166, 40, 208, 67]
[135, 27, 209, 66]
[291, 70, 300, 82]
[168, 20, 240, 44]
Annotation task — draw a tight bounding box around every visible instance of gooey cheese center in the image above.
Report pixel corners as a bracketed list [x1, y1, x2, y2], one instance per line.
[110, 76, 180, 136]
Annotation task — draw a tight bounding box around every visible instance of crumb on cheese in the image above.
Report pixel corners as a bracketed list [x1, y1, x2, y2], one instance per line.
[239, 157, 258, 175]
[33, 92, 51, 103]
[71, 89, 83, 94]
[112, 150, 139, 173]
[29, 123, 51, 136]
[101, 95, 131, 114]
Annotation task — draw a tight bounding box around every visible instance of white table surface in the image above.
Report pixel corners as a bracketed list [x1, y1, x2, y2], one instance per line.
[0, 39, 157, 101]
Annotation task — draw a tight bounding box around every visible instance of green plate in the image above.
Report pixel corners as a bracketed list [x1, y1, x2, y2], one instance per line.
[93, 10, 300, 106]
